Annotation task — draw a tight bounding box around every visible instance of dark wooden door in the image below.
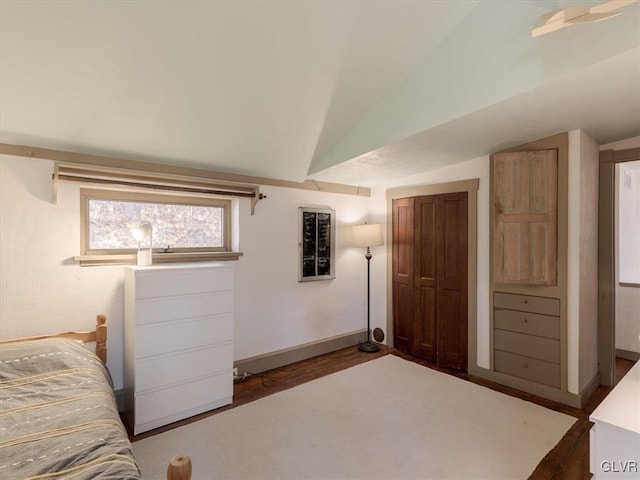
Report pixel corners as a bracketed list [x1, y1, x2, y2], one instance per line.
[392, 197, 414, 354]
[436, 193, 468, 370]
[392, 192, 468, 371]
[414, 196, 437, 362]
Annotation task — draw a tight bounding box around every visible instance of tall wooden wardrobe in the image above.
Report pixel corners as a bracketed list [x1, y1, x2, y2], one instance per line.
[392, 192, 468, 371]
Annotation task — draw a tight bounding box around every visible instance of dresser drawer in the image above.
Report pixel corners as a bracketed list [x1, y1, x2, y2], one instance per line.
[494, 309, 560, 339]
[494, 329, 560, 363]
[494, 292, 560, 316]
[136, 291, 233, 325]
[135, 372, 232, 427]
[494, 350, 560, 388]
[136, 343, 233, 392]
[136, 313, 233, 358]
[135, 267, 233, 298]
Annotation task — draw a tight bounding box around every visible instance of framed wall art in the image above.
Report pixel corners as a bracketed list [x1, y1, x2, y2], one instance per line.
[298, 206, 335, 282]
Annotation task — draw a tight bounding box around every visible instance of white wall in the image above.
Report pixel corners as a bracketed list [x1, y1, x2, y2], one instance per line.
[232, 183, 383, 360]
[383, 155, 491, 369]
[0, 154, 382, 390]
[577, 131, 599, 391]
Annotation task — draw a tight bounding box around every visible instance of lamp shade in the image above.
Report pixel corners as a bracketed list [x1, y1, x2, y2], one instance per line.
[131, 222, 152, 242]
[351, 223, 384, 248]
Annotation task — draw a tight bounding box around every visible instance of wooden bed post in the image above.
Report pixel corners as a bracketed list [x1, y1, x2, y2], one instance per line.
[167, 455, 192, 480]
[95, 314, 107, 363]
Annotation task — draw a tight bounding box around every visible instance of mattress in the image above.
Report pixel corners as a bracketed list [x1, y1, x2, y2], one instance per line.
[0, 338, 141, 479]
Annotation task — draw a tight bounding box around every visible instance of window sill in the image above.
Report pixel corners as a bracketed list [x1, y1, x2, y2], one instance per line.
[619, 282, 640, 288]
[73, 251, 243, 266]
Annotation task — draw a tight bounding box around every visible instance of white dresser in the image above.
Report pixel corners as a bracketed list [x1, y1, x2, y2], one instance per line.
[589, 360, 640, 479]
[124, 263, 234, 435]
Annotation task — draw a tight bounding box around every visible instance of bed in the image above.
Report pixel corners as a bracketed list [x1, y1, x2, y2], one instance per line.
[0, 315, 191, 480]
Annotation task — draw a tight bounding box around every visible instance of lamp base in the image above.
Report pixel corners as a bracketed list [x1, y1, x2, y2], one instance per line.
[137, 250, 152, 266]
[358, 341, 380, 353]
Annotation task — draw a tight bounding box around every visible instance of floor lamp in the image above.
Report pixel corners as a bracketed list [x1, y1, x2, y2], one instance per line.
[351, 223, 384, 353]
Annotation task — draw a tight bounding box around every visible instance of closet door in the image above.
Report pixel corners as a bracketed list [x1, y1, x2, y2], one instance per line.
[392, 193, 468, 371]
[436, 193, 468, 370]
[392, 197, 414, 354]
[414, 196, 438, 361]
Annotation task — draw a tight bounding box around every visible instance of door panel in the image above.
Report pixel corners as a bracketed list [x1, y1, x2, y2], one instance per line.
[437, 289, 463, 369]
[437, 194, 468, 370]
[414, 196, 437, 360]
[392, 198, 414, 353]
[493, 149, 557, 285]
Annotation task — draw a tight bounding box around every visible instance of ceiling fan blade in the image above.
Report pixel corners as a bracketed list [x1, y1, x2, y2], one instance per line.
[560, 7, 591, 20]
[568, 11, 622, 23]
[590, 0, 638, 14]
[540, 9, 562, 21]
[538, 7, 588, 26]
[532, 20, 569, 37]
[532, 0, 636, 37]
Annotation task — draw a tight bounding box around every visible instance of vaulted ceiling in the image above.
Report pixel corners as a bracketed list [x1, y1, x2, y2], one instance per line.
[1, 1, 639, 186]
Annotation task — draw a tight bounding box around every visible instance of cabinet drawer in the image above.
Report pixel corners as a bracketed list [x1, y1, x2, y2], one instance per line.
[135, 267, 233, 298]
[136, 291, 233, 325]
[494, 350, 560, 388]
[494, 329, 560, 363]
[136, 313, 233, 358]
[494, 309, 560, 339]
[136, 343, 233, 392]
[494, 292, 560, 316]
[135, 372, 232, 427]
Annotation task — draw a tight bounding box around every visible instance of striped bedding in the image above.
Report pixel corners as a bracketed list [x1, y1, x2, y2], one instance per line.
[0, 338, 141, 479]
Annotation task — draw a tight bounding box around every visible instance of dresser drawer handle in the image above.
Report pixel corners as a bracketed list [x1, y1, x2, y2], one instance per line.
[521, 317, 528, 323]
[521, 363, 528, 369]
[522, 299, 529, 304]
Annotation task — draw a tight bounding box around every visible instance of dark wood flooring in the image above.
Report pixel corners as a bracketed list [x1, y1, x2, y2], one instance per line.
[127, 347, 636, 480]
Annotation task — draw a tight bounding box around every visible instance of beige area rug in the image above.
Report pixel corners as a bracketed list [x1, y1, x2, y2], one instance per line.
[133, 355, 576, 479]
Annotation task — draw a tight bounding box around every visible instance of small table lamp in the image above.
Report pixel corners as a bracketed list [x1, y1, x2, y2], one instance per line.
[131, 221, 153, 266]
[351, 223, 384, 352]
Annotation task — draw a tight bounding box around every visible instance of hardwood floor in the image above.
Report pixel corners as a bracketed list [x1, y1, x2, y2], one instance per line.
[127, 347, 637, 479]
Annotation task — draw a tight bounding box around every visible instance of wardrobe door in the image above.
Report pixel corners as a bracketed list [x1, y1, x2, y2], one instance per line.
[436, 193, 468, 371]
[392, 197, 414, 354]
[413, 196, 438, 361]
[392, 193, 468, 371]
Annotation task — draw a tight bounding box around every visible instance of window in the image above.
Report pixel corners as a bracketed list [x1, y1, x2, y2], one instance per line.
[78, 188, 238, 265]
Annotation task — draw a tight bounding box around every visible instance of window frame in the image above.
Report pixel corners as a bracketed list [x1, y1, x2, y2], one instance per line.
[77, 188, 239, 266]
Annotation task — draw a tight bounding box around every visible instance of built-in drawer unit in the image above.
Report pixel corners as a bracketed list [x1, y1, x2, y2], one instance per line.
[493, 292, 560, 316]
[124, 263, 234, 435]
[494, 350, 561, 388]
[493, 292, 561, 389]
[494, 309, 559, 339]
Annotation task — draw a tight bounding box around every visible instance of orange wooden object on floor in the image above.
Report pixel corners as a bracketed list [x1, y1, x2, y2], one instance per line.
[167, 454, 192, 480]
